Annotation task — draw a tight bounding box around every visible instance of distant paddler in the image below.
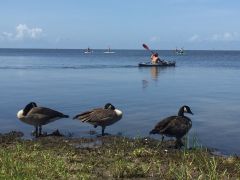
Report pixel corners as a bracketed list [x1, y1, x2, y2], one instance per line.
[142, 44, 166, 65]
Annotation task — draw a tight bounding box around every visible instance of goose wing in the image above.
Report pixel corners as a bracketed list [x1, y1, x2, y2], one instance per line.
[74, 108, 116, 123]
[151, 116, 177, 133]
[28, 107, 68, 119]
[159, 116, 192, 137]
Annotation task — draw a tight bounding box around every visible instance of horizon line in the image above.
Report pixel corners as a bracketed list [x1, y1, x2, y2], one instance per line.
[0, 47, 239, 51]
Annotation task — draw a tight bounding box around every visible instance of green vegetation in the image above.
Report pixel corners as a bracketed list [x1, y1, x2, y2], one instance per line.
[0, 132, 239, 179]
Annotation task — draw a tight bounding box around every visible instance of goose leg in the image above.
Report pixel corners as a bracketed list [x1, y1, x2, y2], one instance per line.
[101, 126, 106, 136]
[39, 125, 42, 136]
[175, 138, 184, 149]
[35, 126, 38, 138]
[161, 135, 165, 142]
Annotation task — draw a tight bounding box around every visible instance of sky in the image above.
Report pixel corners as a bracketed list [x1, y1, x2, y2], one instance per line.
[0, 0, 239, 50]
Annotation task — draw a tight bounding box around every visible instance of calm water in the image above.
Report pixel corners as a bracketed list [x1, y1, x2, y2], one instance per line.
[0, 49, 240, 155]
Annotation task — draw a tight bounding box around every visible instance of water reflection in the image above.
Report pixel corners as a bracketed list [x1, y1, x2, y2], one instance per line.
[142, 79, 148, 88]
[140, 67, 160, 89]
[150, 67, 159, 80]
[140, 66, 175, 89]
[139, 67, 161, 81]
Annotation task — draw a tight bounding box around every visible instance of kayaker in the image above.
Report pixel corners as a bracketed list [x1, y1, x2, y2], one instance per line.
[151, 53, 167, 65]
[151, 53, 159, 64]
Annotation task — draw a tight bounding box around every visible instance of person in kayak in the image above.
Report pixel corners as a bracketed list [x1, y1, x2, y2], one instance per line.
[151, 53, 159, 64]
[151, 53, 166, 64]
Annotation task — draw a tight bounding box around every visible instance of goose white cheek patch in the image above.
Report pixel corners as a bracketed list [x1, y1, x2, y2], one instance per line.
[184, 107, 187, 112]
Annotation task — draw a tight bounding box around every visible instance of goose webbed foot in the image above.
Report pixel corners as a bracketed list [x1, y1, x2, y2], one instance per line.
[31, 130, 38, 137]
[103, 132, 111, 136]
[161, 135, 165, 142]
[174, 139, 184, 149]
[97, 132, 110, 137]
[97, 127, 110, 136]
[48, 129, 63, 137]
[32, 126, 39, 138]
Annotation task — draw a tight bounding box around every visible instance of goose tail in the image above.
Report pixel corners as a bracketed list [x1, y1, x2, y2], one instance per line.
[149, 128, 159, 135]
[73, 114, 80, 120]
[62, 114, 69, 118]
[73, 114, 87, 121]
[73, 111, 91, 122]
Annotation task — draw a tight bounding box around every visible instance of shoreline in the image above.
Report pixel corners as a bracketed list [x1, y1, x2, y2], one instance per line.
[0, 131, 239, 179]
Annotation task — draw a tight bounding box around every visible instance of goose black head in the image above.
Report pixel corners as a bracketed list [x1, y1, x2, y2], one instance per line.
[23, 102, 37, 116]
[104, 103, 115, 110]
[178, 105, 193, 116]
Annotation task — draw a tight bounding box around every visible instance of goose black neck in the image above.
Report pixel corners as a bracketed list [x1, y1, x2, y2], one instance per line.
[178, 107, 185, 117]
[23, 102, 37, 116]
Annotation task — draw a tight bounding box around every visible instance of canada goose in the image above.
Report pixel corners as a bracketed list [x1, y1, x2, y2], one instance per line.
[17, 102, 69, 137]
[73, 103, 123, 136]
[150, 105, 193, 148]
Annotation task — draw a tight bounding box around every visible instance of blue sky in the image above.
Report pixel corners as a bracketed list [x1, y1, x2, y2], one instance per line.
[0, 0, 239, 50]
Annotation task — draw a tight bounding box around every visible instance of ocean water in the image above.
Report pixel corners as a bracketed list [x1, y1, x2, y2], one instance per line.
[0, 49, 240, 155]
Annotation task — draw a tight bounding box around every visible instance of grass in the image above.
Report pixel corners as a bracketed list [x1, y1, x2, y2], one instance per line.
[0, 132, 240, 179]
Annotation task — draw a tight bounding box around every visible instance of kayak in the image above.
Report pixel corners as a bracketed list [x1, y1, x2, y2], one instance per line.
[104, 51, 115, 54]
[176, 52, 184, 55]
[138, 61, 176, 67]
[84, 51, 93, 54]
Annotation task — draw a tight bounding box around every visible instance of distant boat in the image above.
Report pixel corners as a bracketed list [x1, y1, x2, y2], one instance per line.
[104, 47, 115, 54]
[175, 47, 185, 55]
[84, 47, 93, 54]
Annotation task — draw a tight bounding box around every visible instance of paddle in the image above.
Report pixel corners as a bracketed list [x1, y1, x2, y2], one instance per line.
[142, 43, 154, 54]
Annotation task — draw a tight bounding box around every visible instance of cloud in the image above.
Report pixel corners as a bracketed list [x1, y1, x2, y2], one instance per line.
[149, 36, 160, 42]
[15, 24, 43, 40]
[1, 32, 14, 40]
[188, 32, 240, 42]
[210, 32, 239, 42]
[189, 34, 201, 42]
[0, 24, 43, 41]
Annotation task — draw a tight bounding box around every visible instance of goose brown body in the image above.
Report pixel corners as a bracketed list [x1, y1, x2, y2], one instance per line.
[150, 105, 193, 148]
[18, 107, 68, 126]
[17, 102, 69, 137]
[73, 103, 122, 136]
[150, 116, 192, 138]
